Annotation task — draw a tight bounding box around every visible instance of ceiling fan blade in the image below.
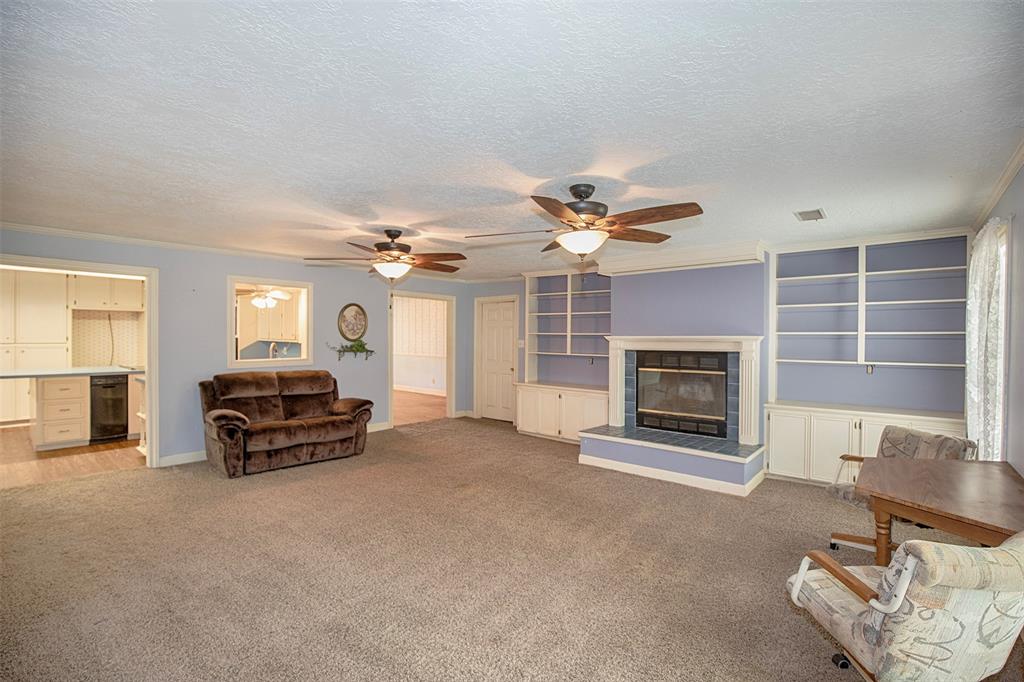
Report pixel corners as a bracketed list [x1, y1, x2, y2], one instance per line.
[413, 261, 459, 273]
[603, 202, 703, 228]
[346, 242, 381, 255]
[464, 228, 561, 238]
[541, 240, 561, 252]
[531, 195, 584, 224]
[413, 252, 467, 262]
[606, 227, 672, 244]
[303, 257, 376, 261]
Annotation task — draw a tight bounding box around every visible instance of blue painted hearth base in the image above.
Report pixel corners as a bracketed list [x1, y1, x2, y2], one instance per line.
[579, 426, 765, 497]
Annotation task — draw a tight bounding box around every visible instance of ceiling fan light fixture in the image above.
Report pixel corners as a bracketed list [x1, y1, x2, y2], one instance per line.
[555, 229, 609, 256]
[373, 261, 412, 280]
[250, 294, 278, 309]
[267, 289, 291, 300]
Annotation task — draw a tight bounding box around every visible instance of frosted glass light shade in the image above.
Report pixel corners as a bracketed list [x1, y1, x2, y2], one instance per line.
[373, 261, 412, 280]
[267, 289, 291, 300]
[251, 295, 268, 308]
[556, 229, 609, 255]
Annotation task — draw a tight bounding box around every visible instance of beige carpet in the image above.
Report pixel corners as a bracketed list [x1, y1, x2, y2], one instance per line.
[2, 418, 1020, 681]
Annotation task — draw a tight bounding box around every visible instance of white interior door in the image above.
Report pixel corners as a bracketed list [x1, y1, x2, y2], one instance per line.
[480, 300, 516, 421]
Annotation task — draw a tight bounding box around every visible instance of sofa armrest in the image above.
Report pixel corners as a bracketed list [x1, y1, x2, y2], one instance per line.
[204, 409, 250, 429]
[330, 398, 374, 418]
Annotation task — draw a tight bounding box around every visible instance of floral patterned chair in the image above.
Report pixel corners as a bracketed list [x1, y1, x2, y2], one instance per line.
[788, 531, 1024, 680]
[828, 425, 977, 552]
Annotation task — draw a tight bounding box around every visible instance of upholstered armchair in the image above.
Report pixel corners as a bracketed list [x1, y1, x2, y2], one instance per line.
[788, 531, 1024, 681]
[828, 425, 977, 552]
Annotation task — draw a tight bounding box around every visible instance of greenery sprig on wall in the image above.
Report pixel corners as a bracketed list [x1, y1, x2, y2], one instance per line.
[326, 339, 375, 360]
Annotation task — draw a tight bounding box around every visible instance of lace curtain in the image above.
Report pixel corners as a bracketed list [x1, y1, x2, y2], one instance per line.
[965, 218, 1008, 461]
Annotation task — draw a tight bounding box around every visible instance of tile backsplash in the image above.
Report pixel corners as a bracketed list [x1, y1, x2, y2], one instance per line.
[72, 310, 146, 367]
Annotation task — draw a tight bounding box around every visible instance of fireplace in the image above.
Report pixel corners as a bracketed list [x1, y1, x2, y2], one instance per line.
[634, 351, 728, 438]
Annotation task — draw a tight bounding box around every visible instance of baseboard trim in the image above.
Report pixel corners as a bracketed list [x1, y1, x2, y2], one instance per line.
[453, 410, 474, 418]
[393, 385, 446, 397]
[578, 453, 765, 497]
[157, 450, 206, 467]
[367, 422, 392, 433]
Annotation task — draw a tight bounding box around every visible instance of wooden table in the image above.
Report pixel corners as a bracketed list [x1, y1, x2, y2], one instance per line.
[855, 458, 1024, 566]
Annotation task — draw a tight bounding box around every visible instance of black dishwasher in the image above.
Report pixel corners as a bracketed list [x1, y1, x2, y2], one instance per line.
[90, 375, 128, 443]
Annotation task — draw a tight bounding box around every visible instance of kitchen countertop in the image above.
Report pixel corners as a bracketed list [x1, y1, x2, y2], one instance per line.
[0, 366, 146, 380]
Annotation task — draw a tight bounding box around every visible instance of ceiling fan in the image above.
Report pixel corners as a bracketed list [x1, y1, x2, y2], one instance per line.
[465, 184, 702, 258]
[304, 229, 466, 281]
[236, 285, 292, 309]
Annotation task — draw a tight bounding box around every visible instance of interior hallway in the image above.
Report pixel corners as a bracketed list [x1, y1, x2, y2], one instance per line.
[392, 390, 447, 426]
[0, 426, 143, 490]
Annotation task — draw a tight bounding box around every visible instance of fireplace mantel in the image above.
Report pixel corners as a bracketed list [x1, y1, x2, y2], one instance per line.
[606, 335, 763, 444]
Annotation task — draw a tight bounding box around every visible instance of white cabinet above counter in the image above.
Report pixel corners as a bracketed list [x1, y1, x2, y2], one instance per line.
[69, 275, 144, 311]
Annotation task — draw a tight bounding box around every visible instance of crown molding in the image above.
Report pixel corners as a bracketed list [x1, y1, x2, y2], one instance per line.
[0, 221, 484, 285]
[974, 133, 1024, 230]
[596, 240, 766, 276]
[764, 225, 973, 255]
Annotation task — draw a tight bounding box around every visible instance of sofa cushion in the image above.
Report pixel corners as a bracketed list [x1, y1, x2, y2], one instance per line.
[277, 370, 334, 396]
[300, 415, 356, 443]
[281, 393, 334, 420]
[214, 372, 279, 399]
[220, 396, 285, 424]
[245, 443, 307, 474]
[245, 420, 307, 452]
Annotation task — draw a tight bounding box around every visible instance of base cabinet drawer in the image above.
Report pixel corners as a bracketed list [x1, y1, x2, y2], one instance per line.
[42, 378, 85, 400]
[43, 400, 84, 421]
[43, 420, 86, 443]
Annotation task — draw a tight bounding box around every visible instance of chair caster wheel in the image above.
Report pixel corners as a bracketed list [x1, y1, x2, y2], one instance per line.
[829, 542, 839, 550]
[832, 653, 851, 669]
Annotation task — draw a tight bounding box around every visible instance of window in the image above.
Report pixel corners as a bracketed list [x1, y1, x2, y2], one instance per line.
[228, 277, 311, 367]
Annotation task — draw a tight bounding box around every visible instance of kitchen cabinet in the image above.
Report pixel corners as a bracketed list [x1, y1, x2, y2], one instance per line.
[70, 275, 144, 311]
[0, 344, 70, 423]
[30, 376, 90, 450]
[0, 269, 15, 344]
[515, 383, 608, 442]
[15, 271, 67, 343]
[765, 401, 965, 482]
[128, 375, 144, 438]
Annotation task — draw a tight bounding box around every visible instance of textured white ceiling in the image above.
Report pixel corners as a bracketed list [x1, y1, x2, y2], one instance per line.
[2, 1, 1022, 279]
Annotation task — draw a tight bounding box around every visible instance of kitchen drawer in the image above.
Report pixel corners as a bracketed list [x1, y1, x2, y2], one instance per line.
[43, 420, 86, 443]
[43, 399, 84, 421]
[42, 378, 85, 401]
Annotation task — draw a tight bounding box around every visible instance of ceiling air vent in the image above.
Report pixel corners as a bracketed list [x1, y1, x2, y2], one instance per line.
[794, 208, 826, 222]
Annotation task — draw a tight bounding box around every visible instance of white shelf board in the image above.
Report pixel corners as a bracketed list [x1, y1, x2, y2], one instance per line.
[530, 351, 608, 358]
[865, 298, 966, 306]
[776, 272, 858, 282]
[570, 311, 611, 315]
[865, 266, 966, 276]
[570, 289, 611, 295]
[776, 302, 857, 309]
[776, 359, 858, 365]
[530, 291, 569, 297]
[529, 332, 567, 335]
[866, 361, 966, 368]
[865, 331, 965, 336]
[776, 331, 856, 336]
[569, 332, 609, 336]
[529, 312, 567, 316]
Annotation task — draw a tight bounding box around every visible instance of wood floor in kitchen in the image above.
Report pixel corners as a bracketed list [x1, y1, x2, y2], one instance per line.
[0, 426, 144, 490]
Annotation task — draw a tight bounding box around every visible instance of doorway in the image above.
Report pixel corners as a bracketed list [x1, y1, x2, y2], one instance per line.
[474, 295, 518, 422]
[389, 292, 455, 426]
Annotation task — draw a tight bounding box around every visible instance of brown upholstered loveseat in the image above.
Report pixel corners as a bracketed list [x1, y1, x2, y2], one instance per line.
[199, 370, 373, 477]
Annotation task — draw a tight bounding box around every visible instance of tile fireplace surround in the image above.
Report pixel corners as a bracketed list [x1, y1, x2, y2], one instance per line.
[579, 336, 765, 497]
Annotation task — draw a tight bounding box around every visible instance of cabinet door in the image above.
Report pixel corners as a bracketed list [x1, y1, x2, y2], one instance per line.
[516, 387, 539, 433]
[128, 376, 143, 437]
[810, 414, 857, 483]
[909, 420, 965, 439]
[257, 308, 271, 340]
[15, 272, 67, 343]
[538, 391, 561, 437]
[0, 270, 15, 343]
[560, 392, 608, 441]
[767, 411, 809, 479]
[110, 278, 144, 310]
[0, 347, 24, 421]
[236, 297, 259, 350]
[72, 275, 110, 309]
[18, 345, 68, 370]
[280, 298, 297, 340]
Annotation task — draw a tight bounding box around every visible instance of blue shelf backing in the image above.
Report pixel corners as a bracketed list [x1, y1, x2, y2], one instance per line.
[777, 247, 858, 279]
[866, 236, 967, 272]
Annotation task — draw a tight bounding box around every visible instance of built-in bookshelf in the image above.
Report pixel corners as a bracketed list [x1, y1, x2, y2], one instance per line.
[525, 269, 611, 387]
[772, 235, 968, 412]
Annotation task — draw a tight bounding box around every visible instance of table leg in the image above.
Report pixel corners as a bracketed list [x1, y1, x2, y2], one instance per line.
[873, 506, 892, 566]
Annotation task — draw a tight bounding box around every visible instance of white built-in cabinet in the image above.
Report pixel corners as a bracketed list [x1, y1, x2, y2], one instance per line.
[1, 271, 70, 422]
[765, 401, 966, 483]
[238, 296, 300, 345]
[70, 275, 144, 311]
[516, 383, 608, 442]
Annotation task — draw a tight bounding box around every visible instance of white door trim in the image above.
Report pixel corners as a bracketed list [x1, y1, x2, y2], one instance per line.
[0, 254, 160, 467]
[473, 294, 520, 420]
[388, 290, 456, 427]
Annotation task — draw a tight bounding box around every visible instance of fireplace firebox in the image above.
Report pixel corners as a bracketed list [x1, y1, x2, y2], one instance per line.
[635, 351, 728, 438]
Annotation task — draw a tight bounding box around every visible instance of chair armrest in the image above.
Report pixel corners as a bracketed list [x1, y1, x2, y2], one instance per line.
[330, 398, 374, 417]
[204, 409, 250, 429]
[906, 540, 1024, 590]
[798, 550, 879, 604]
[839, 454, 865, 463]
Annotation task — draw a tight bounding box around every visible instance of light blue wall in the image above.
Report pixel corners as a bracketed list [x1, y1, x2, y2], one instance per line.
[0, 226, 522, 458]
[987, 165, 1023, 474]
[610, 262, 769, 441]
